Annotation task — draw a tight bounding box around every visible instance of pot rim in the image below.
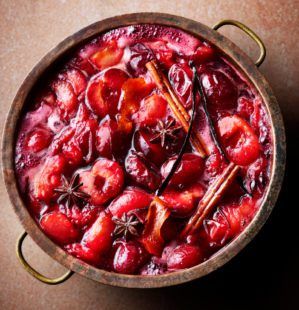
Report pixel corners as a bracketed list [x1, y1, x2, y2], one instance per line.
[2, 12, 286, 288]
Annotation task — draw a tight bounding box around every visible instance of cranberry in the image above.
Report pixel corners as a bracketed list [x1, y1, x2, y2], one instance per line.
[201, 70, 238, 110]
[125, 152, 161, 191]
[79, 158, 124, 205]
[40, 211, 79, 245]
[109, 187, 152, 217]
[161, 153, 204, 187]
[86, 68, 129, 118]
[89, 40, 124, 70]
[167, 244, 204, 270]
[113, 241, 148, 274]
[81, 211, 115, 254]
[127, 43, 154, 76]
[168, 63, 193, 109]
[217, 115, 261, 166]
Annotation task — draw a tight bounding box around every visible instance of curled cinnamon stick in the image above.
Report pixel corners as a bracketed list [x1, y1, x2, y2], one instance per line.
[181, 162, 240, 237]
[146, 60, 208, 158]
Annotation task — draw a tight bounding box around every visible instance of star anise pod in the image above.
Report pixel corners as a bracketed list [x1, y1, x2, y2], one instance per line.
[150, 117, 182, 147]
[54, 174, 90, 208]
[112, 213, 141, 239]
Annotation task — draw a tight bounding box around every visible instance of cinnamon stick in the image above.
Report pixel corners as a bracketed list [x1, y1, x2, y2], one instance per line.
[146, 60, 208, 158]
[181, 162, 240, 237]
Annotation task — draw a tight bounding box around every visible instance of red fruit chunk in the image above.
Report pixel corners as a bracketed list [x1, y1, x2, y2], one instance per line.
[65, 68, 87, 95]
[40, 211, 79, 245]
[161, 183, 204, 216]
[86, 68, 129, 118]
[161, 153, 204, 187]
[140, 198, 170, 256]
[109, 187, 152, 217]
[119, 77, 154, 119]
[201, 70, 238, 110]
[132, 94, 167, 126]
[90, 40, 124, 70]
[65, 243, 101, 265]
[127, 43, 154, 76]
[193, 43, 215, 64]
[217, 115, 260, 166]
[82, 211, 115, 254]
[79, 158, 124, 206]
[147, 41, 174, 68]
[134, 130, 167, 166]
[125, 152, 161, 191]
[237, 96, 254, 120]
[168, 63, 193, 108]
[25, 126, 52, 152]
[167, 244, 204, 270]
[113, 241, 148, 274]
[52, 79, 77, 115]
[33, 155, 66, 201]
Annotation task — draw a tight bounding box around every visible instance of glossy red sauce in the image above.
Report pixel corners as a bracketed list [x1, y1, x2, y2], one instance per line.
[15, 24, 272, 275]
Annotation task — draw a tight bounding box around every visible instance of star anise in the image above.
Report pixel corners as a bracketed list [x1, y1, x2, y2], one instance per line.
[150, 117, 182, 147]
[112, 213, 141, 239]
[54, 174, 90, 208]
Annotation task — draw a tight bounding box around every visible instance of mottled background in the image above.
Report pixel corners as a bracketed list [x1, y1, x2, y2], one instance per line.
[0, 1, 298, 309]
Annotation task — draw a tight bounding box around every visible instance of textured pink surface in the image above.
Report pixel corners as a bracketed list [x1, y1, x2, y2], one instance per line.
[0, 1, 298, 309]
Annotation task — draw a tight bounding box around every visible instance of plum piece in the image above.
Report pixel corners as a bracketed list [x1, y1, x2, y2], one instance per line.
[168, 63, 193, 109]
[146, 40, 175, 68]
[65, 243, 101, 266]
[86, 68, 129, 118]
[82, 211, 115, 255]
[132, 93, 167, 127]
[134, 130, 167, 167]
[25, 126, 52, 152]
[65, 68, 87, 95]
[89, 40, 124, 70]
[127, 43, 154, 76]
[161, 183, 204, 216]
[167, 244, 204, 270]
[161, 153, 204, 187]
[40, 211, 79, 245]
[113, 241, 149, 274]
[52, 79, 77, 116]
[192, 43, 215, 64]
[109, 187, 152, 217]
[201, 70, 238, 110]
[217, 115, 260, 166]
[33, 154, 66, 202]
[79, 158, 124, 206]
[125, 151, 161, 191]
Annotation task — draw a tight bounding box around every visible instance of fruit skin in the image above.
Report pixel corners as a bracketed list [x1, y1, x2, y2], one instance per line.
[40, 211, 79, 245]
[125, 152, 161, 191]
[25, 126, 52, 152]
[109, 187, 152, 217]
[161, 153, 204, 187]
[113, 241, 149, 274]
[86, 68, 129, 118]
[167, 244, 204, 270]
[81, 211, 115, 254]
[201, 70, 238, 110]
[217, 115, 260, 166]
[33, 154, 66, 202]
[79, 158, 124, 206]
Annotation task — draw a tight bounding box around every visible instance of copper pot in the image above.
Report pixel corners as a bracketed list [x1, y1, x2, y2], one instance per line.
[2, 13, 286, 288]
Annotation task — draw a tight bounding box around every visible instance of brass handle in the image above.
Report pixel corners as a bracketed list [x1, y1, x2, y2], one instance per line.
[16, 232, 73, 285]
[213, 19, 266, 67]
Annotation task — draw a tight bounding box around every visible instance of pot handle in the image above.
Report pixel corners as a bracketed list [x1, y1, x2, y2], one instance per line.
[16, 231, 73, 285]
[213, 19, 266, 67]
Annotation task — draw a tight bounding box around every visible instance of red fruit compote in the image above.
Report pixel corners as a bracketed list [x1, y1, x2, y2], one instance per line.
[15, 24, 273, 275]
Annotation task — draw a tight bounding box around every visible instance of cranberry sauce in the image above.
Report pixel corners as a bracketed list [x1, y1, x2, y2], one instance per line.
[15, 24, 272, 275]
